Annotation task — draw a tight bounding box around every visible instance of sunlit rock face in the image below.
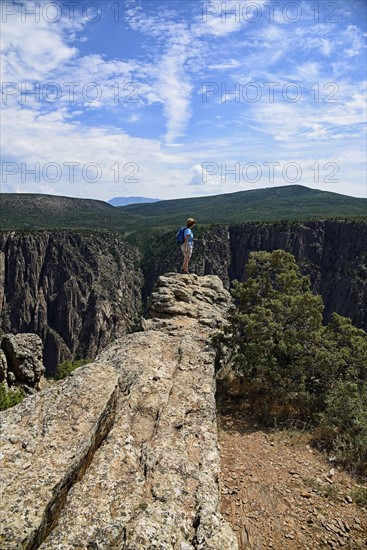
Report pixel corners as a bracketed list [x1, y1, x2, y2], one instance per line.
[0, 274, 238, 550]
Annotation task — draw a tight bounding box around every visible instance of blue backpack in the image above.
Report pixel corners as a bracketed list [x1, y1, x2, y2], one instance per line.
[176, 226, 186, 245]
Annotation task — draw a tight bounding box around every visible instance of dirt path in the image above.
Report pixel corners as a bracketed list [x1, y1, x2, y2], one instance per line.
[218, 398, 367, 549]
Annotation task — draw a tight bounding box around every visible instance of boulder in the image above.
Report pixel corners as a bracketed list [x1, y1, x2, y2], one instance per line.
[0, 349, 7, 384]
[1, 333, 45, 388]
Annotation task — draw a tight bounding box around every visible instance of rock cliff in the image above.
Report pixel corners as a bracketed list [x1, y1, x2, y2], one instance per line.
[0, 274, 238, 550]
[144, 220, 367, 331]
[0, 232, 143, 375]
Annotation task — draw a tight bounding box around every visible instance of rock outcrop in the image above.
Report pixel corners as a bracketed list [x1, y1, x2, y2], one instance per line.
[1, 333, 45, 392]
[143, 220, 367, 331]
[0, 349, 7, 383]
[0, 274, 238, 549]
[0, 232, 143, 375]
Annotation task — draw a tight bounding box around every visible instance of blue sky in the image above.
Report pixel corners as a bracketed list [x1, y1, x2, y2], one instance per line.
[1, 0, 366, 200]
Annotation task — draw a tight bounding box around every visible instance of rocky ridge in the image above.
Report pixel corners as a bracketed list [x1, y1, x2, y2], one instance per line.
[0, 274, 238, 549]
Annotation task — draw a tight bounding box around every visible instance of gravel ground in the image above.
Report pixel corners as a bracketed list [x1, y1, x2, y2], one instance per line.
[218, 398, 367, 550]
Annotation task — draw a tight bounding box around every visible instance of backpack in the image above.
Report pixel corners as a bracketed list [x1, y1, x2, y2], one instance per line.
[176, 226, 186, 245]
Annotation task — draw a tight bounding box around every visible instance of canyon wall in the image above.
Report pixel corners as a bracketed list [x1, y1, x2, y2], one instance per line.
[0, 232, 143, 375]
[1, 221, 365, 377]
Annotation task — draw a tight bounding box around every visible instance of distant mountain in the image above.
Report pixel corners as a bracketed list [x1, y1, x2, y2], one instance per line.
[108, 196, 161, 207]
[0, 193, 126, 231]
[0, 186, 366, 232]
[117, 185, 367, 229]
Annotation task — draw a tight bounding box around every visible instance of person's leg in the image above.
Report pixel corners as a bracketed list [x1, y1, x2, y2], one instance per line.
[183, 254, 189, 272]
[181, 244, 190, 273]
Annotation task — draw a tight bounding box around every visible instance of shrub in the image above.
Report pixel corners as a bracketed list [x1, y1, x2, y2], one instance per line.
[353, 487, 367, 508]
[0, 382, 25, 411]
[315, 381, 367, 476]
[55, 358, 92, 380]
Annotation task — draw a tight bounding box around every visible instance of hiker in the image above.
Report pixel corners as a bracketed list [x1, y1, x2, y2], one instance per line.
[181, 218, 196, 274]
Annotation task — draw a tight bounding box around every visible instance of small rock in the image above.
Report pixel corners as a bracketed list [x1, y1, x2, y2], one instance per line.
[240, 526, 249, 545]
[7, 371, 16, 384]
[337, 519, 346, 532]
[0, 349, 8, 383]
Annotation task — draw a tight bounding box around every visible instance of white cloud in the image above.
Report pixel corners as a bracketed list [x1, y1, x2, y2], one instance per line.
[156, 40, 194, 144]
[207, 59, 241, 70]
[304, 123, 329, 140]
[0, 1, 80, 82]
[0, 104, 167, 198]
[1, 0, 366, 201]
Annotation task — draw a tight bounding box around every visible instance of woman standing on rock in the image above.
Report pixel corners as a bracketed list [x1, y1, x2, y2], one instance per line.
[181, 218, 196, 274]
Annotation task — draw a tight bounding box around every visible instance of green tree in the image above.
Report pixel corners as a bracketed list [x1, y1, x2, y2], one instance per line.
[227, 250, 325, 421]
[314, 317, 367, 475]
[317, 381, 367, 476]
[219, 249, 367, 474]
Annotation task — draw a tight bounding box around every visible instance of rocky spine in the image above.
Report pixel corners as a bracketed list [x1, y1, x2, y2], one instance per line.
[0, 274, 238, 549]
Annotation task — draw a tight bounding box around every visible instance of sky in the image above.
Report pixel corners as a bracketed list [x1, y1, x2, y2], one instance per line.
[1, 0, 366, 201]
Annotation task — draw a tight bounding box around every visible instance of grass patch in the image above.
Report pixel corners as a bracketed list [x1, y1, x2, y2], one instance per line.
[353, 487, 367, 508]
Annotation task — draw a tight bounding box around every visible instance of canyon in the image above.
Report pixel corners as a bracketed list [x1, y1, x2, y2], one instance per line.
[0, 220, 366, 374]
